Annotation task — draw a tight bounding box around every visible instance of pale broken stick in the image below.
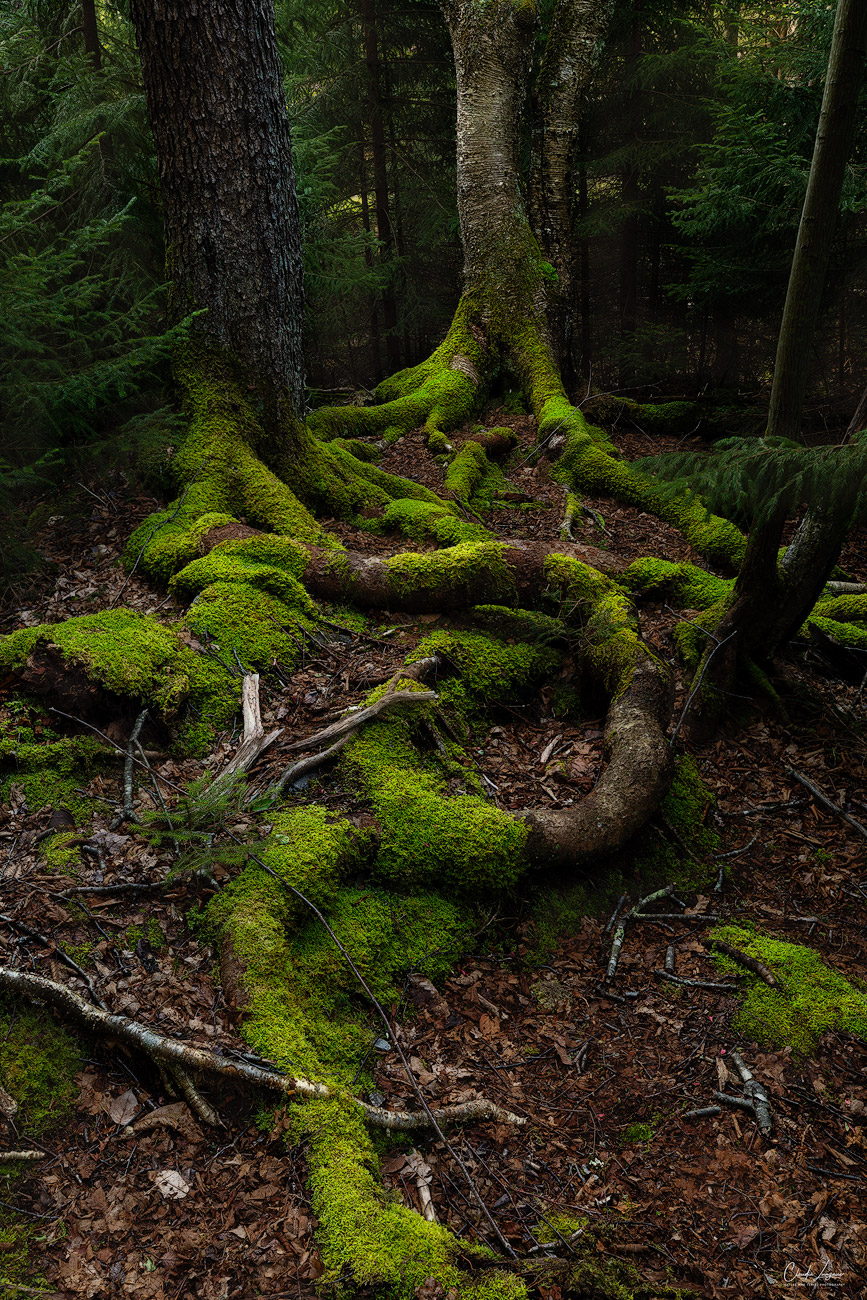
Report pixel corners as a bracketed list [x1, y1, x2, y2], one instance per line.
[215, 673, 282, 785]
[0, 967, 524, 1132]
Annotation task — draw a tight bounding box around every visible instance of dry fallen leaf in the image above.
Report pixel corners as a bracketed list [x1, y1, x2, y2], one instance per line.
[106, 1088, 138, 1126]
[153, 1169, 191, 1199]
[0, 1087, 17, 1120]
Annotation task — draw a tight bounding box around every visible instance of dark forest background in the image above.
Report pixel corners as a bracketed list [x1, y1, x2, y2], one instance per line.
[2, 0, 866, 576]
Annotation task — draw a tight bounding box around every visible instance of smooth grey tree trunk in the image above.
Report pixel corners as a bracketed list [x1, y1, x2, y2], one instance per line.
[528, 0, 614, 376]
[128, 0, 306, 437]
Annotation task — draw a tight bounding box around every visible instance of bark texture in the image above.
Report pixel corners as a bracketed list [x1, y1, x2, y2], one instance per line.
[529, 0, 614, 369]
[128, 0, 306, 429]
[441, 0, 540, 318]
[767, 0, 867, 440]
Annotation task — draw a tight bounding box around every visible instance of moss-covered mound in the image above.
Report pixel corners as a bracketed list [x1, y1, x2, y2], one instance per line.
[711, 924, 867, 1053]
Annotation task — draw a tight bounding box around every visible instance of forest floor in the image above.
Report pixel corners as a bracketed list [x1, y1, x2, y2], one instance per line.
[0, 408, 866, 1300]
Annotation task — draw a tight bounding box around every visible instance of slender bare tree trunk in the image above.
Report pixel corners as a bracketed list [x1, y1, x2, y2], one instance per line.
[528, 0, 614, 377]
[361, 0, 401, 372]
[767, 0, 867, 441]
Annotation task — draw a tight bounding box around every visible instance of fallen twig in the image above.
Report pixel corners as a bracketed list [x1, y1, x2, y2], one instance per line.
[654, 969, 738, 992]
[268, 687, 436, 796]
[604, 893, 629, 936]
[664, 945, 675, 974]
[682, 1106, 722, 1121]
[0, 914, 106, 1010]
[712, 1090, 756, 1114]
[110, 708, 148, 830]
[711, 939, 781, 989]
[730, 1050, 773, 1135]
[604, 922, 626, 984]
[0, 967, 524, 1135]
[784, 765, 867, 841]
[217, 674, 281, 783]
[0, 1151, 45, 1163]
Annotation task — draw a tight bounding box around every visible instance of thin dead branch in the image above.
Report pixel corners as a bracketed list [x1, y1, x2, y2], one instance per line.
[710, 939, 781, 989]
[217, 674, 281, 782]
[784, 765, 867, 841]
[0, 968, 524, 1134]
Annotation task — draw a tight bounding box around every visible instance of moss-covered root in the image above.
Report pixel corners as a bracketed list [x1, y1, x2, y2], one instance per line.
[307, 296, 494, 446]
[296, 1097, 525, 1299]
[300, 537, 621, 613]
[521, 557, 675, 869]
[506, 321, 745, 571]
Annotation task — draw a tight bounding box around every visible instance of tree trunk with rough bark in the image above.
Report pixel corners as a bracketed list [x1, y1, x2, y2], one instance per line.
[128, 0, 307, 442]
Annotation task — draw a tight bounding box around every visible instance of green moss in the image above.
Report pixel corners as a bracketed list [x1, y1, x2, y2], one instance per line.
[710, 924, 867, 1053]
[804, 613, 867, 649]
[0, 625, 53, 673]
[346, 719, 528, 894]
[0, 1000, 79, 1137]
[310, 298, 490, 445]
[0, 1002, 80, 1297]
[544, 405, 745, 571]
[185, 581, 315, 671]
[0, 609, 240, 756]
[544, 554, 643, 696]
[43, 832, 81, 872]
[125, 916, 166, 953]
[472, 604, 567, 644]
[410, 628, 559, 699]
[170, 535, 314, 611]
[813, 592, 867, 623]
[622, 558, 732, 611]
[445, 440, 488, 503]
[0, 734, 107, 824]
[386, 541, 516, 606]
[382, 499, 489, 547]
[621, 1122, 654, 1146]
[294, 1096, 508, 1299]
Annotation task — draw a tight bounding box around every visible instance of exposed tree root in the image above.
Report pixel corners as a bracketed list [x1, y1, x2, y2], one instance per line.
[0, 968, 524, 1132]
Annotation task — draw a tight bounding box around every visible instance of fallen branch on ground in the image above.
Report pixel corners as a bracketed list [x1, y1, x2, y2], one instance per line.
[711, 938, 781, 989]
[785, 765, 867, 841]
[0, 967, 524, 1133]
[110, 707, 148, 830]
[730, 1049, 773, 1135]
[268, 682, 436, 796]
[654, 969, 738, 992]
[216, 674, 281, 784]
[0, 1151, 44, 1163]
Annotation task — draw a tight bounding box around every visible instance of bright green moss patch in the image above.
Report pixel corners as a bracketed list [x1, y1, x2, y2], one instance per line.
[445, 440, 488, 503]
[382, 499, 489, 547]
[813, 593, 867, 623]
[410, 628, 559, 698]
[710, 924, 867, 1053]
[185, 581, 315, 671]
[43, 831, 81, 872]
[294, 1096, 500, 1299]
[622, 558, 732, 610]
[0, 734, 107, 824]
[347, 719, 528, 894]
[552, 426, 746, 572]
[544, 554, 642, 696]
[386, 541, 516, 606]
[804, 614, 867, 649]
[310, 298, 489, 446]
[170, 540, 314, 612]
[0, 1001, 79, 1137]
[0, 609, 240, 755]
